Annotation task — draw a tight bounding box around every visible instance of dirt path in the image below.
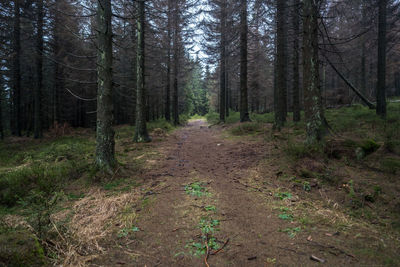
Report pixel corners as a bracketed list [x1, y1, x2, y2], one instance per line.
[92, 119, 357, 266]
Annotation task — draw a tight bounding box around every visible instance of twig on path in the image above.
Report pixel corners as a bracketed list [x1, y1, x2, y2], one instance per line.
[210, 238, 230, 255]
[205, 240, 210, 267]
[300, 241, 356, 259]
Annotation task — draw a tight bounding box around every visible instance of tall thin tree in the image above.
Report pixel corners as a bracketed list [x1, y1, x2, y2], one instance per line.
[96, 0, 116, 171]
[165, 0, 172, 122]
[376, 0, 387, 117]
[292, 0, 301, 122]
[275, 0, 287, 129]
[172, 0, 180, 126]
[13, 0, 21, 136]
[303, 0, 325, 143]
[134, 0, 151, 142]
[240, 0, 251, 122]
[219, 0, 227, 123]
[34, 0, 44, 138]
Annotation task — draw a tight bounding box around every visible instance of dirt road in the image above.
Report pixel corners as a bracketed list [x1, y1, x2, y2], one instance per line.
[92, 119, 357, 266]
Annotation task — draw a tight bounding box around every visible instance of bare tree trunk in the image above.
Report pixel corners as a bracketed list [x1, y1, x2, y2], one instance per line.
[172, 1, 180, 126]
[34, 0, 44, 139]
[360, 3, 367, 97]
[165, 0, 172, 122]
[376, 0, 387, 117]
[240, 0, 251, 122]
[292, 0, 301, 122]
[219, 0, 226, 123]
[13, 0, 21, 136]
[134, 0, 151, 142]
[303, 0, 325, 143]
[275, 0, 287, 129]
[96, 0, 116, 171]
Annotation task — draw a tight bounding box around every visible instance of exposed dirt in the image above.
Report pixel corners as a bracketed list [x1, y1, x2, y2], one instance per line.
[86, 119, 385, 267]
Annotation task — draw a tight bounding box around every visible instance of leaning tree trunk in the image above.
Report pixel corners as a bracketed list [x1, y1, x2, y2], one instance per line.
[219, 0, 227, 123]
[34, 0, 44, 139]
[376, 0, 387, 117]
[134, 0, 151, 142]
[13, 0, 21, 136]
[96, 0, 116, 171]
[172, 0, 180, 126]
[240, 0, 251, 122]
[303, 0, 326, 144]
[275, 0, 287, 129]
[292, 0, 301, 122]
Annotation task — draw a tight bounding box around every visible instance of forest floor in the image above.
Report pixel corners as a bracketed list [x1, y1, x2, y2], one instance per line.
[1, 105, 400, 266]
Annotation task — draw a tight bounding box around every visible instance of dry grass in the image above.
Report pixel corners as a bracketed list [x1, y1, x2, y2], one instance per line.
[51, 187, 141, 266]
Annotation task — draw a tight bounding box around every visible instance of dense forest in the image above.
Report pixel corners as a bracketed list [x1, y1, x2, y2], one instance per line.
[1, 0, 400, 266]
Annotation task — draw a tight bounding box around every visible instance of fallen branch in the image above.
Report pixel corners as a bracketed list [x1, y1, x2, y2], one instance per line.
[205, 240, 210, 267]
[210, 238, 230, 255]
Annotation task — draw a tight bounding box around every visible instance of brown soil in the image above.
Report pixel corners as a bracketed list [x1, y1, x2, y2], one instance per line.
[87, 120, 398, 267]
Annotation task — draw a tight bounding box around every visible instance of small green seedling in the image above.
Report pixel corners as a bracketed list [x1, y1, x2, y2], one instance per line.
[185, 182, 210, 197]
[199, 218, 220, 234]
[275, 192, 292, 200]
[278, 213, 294, 221]
[303, 181, 311, 192]
[117, 226, 140, 238]
[281, 226, 301, 238]
[205, 205, 216, 212]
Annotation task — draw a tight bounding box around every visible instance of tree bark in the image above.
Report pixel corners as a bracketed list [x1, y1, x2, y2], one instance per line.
[13, 0, 21, 136]
[303, 0, 326, 143]
[34, 0, 44, 139]
[292, 0, 301, 122]
[376, 0, 387, 117]
[275, 0, 287, 128]
[165, 0, 172, 122]
[172, 0, 180, 126]
[134, 0, 151, 142]
[96, 0, 116, 171]
[219, 0, 227, 123]
[240, 0, 251, 122]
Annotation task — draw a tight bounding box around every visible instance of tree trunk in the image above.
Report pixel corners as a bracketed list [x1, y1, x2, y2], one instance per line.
[172, 1, 180, 126]
[134, 0, 151, 142]
[360, 3, 367, 97]
[0, 77, 3, 139]
[13, 0, 21, 136]
[165, 0, 172, 122]
[96, 0, 116, 171]
[303, 0, 325, 143]
[376, 0, 387, 117]
[292, 0, 301, 122]
[34, 0, 44, 139]
[275, 0, 287, 129]
[240, 0, 251, 122]
[219, 0, 226, 123]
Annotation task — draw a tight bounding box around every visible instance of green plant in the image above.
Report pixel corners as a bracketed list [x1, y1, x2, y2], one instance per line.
[117, 226, 140, 238]
[278, 213, 294, 221]
[275, 192, 292, 200]
[185, 182, 210, 197]
[199, 218, 220, 234]
[303, 181, 311, 192]
[205, 205, 216, 212]
[281, 226, 301, 238]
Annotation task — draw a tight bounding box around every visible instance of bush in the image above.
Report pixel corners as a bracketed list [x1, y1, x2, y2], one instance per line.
[205, 111, 219, 124]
